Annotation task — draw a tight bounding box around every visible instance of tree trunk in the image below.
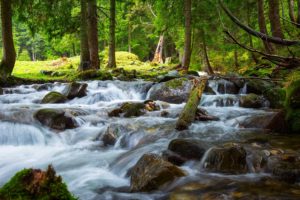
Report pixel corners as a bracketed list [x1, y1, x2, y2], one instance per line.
[107, 0, 117, 68]
[234, 50, 239, 68]
[72, 43, 76, 56]
[181, 0, 192, 70]
[201, 29, 214, 75]
[128, 22, 132, 53]
[87, 0, 100, 69]
[258, 0, 274, 53]
[297, 0, 300, 26]
[0, 0, 16, 80]
[269, 0, 284, 39]
[79, 0, 91, 71]
[288, 0, 296, 22]
[152, 35, 164, 63]
[176, 78, 207, 131]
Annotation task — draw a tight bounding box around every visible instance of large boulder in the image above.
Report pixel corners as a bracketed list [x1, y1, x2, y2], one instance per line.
[216, 79, 239, 94]
[165, 139, 207, 165]
[0, 165, 76, 200]
[239, 110, 288, 133]
[62, 82, 88, 100]
[34, 109, 77, 130]
[148, 78, 193, 104]
[285, 80, 300, 133]
[41, 91, 67, 104]
[246, 79, 286, 108]
[239, 93, 266, 108]
[203, 144, 248, 174]
[130, 154, 186, 192]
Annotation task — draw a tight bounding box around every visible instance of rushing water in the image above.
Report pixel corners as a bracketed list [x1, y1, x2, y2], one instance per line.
[0, 79, 295, 199]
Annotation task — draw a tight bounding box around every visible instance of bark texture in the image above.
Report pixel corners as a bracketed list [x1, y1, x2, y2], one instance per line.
[79, 0, 91, 71]
[176, 78, 207, 131]
[181, 0, 192, 69]
[107, 0, 117, 68]
[0, 0, 16, 80]
[152, 35, 164, 63]
[87, 0, 100, 69]
[268, 0, 284, 39]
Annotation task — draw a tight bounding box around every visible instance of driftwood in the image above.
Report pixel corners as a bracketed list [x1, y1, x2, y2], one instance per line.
[219, 0, 300, 46]
[224, 30, 300, 69]
[176, 78, 208, 131]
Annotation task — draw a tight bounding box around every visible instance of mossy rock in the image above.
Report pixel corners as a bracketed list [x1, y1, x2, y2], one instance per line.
[41, 91, 67, 104]
[76, 69, 113, 81]
[0, 165, 76, 200]
[239, 93, 265, 108]
[130, 154, 186, 192]
[148, 78, 193, 104]
[285, 80, 300, 133]
[34, 109, 77, 130]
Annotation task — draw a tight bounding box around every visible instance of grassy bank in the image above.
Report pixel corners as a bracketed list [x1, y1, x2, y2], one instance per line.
[12, 52, 174, 82]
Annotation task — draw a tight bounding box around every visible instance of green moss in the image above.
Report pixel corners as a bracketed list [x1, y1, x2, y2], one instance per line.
[74, 69, 113, 81]
[285, 80, 300, 133]
[165, 78, 188, 89]
[41, 91, 67, 104]
[0, 167, 76, 200]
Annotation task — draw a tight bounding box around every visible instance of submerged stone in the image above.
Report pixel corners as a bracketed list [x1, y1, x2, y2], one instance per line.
[130, 154, 186, 192]
[203, 144, 248, 174]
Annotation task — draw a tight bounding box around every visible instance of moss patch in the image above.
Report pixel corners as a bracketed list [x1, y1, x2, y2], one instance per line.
[0, 166, 76, 200]
[165, 78, 188, 89]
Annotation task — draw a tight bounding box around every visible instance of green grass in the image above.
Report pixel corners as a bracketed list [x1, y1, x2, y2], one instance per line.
[12, 51, 174, 81]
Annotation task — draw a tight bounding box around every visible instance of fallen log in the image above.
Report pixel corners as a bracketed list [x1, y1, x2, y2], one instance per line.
[176, 78, 208, 131]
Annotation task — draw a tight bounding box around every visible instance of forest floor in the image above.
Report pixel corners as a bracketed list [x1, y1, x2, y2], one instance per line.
[12, 51, 175, 82]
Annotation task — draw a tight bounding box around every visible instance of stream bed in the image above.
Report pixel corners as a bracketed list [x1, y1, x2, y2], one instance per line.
[0, 79, 299, 199]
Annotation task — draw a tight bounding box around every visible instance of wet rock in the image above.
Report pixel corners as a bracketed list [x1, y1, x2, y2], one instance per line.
[203, 144, 248, 174]
[161, 110, 169, 117]
[0, 87, 3, 95]
[34, 109, 77, 130]
[0, 165, 76, 200]
[62, 82, 88, 100]
[162, 150, 187, 166]
[130, 154, 186, 192]
[195, 108, 219, 121]
[167, 139, 207, 164]
[267, 153, 300, 183]
[239, 93, 266, 108]
[108, 101, 159, 118]
[41, 91, 67, 104]
[204, 84, 216, 95]
[217, 79, 239, 94]
[76, 69, 113, 80]
[148, 78, 193, 104]
[33, 84, 50, 91]
[102, 126, 118, 146]
[242, 110, 288, 133]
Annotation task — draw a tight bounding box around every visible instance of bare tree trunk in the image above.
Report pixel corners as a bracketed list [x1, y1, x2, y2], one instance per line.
[246, 3, 258, 63]
[258, 0, 274, 53]
[234, 50, 239, 68]
[201, 29, 214, 75]
[87, 0, 100, 69]
[152, 35, 164, 63]
[269, 0, 285, 39]
[72, 43, 76, 56]
[107, 0, 117, 68]
[288, 0, 296, 22]
[0, 0, 16, 80]
[79, 0, 91, 71]
[297, 0, 300, 26]
[128, 22, 132, 53]
[181, 0, 192, 70]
